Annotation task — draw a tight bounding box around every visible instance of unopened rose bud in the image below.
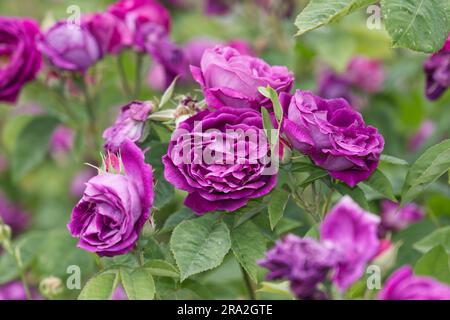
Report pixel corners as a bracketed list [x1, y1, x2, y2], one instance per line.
[0, 224, 12, 243]
[39, 276, 63, 298]
[372, 239, 398, 272]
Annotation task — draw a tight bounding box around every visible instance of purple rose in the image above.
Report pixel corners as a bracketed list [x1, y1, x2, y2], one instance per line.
[38, 21, 102, 72]
[0, 17, 42, 104]
[258, 235, 336, 299]
[408, 120, 436, 152]
[317, 69, 355, 103]
[83, 12, 132, 55]
[321, 196, 380, 291]
[191, 46, 294, 110]
[0, 281, 39, 300]
[346, 56, 385, 93]
[379, 266, 450, 300]
[282, 90, 384, 187]
[103, 101, 153, 153]
[109, 0, 171, 52]
[68, 139, 154, 257]
[424, 36, 450, 100]
[380, 200, 424, 233]
[0, 191, 29, 235]
[163, 107, 277, 214]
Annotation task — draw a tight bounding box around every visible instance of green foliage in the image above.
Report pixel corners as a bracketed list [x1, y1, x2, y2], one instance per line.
[414, 245, 450, 284]
[414, 226, 450, 253]
[268, 189, 290, 230]
[78, 270, 119, 300]
[120, 268, 155, 300]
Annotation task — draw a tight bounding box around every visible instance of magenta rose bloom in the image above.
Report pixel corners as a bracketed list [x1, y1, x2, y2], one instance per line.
[103, 101, 153, 153]
[346, 56, 385, 93]
[83, 12, 132, 55]
[321, 196, 380, 291]
[380, 200, 424, 233]
[379, 266, 450, 300]
[163, 107, 277, 214]
[0, 281, 40, 300]
[0, 17, 42, 104]
[38, 21, 102, 72]
[424, 36, 450, 100]
[282, 90, 384, 187]
[258, 235, 336, 300]
[191, 46, 294, 110]
[109, 0, 171, 52]
[0, 191, 29, 235]
[68, 139, 154, 257]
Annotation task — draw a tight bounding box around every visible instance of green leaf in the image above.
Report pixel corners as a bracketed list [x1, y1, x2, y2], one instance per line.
[258, 86, 283, 123]
[11, 115, 60, 180]
[300, 168, 328, 187]
[257, 281, 293, 298]
[268, 189, 290, 230]
[401, 140, 450, 206]
[414, 226, 450, 253]
[158, 76, 179, 110]
[144, 260, 179, 278]
[274, 217, 303, 236]
[362, 169, 397, 201]
[120, 268, 155, 300]
[233, 198, 268, 228]
[153, 178, 175, 209]
[78, 271, 118, 300]
[380, 154, 409, 166]
[160, 207, 195, 233]
[305, 224, 320, 240]
[334, 183, 369, 210]
[231, 220, 266, 283]
[295, 0, 375, 36]
[414, 245, 450, 284]
[381, 0, 450, 53]
[170, 214, 231, 281]
[261, 106, 275, 135]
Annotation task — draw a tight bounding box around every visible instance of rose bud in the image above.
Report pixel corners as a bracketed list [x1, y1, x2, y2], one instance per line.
[424, 35, 450, 100]
[380, 200, 424, 233]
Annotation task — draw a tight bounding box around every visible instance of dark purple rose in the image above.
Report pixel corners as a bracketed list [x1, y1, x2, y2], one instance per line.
[321, 196, 380, 291]
[424, 36, 450, 100]
[163, 107, 277, 214]
[38, 21, 102, 72]
[0, 192, 29, 235]
[103, 101, 153, 153]
[379, 266, 450, 300]
[68, 139, 154, 257]
[109, 0, 171, 52]
[0, 17, 42, 104]
[346, 56, 385, 93]
[258, 235, 335, 299]
[83, 12, 132, 55]
[317, 69, 354, 103]
[282, 90, 384, 187]
[380, 200, 424, 233]
[191, 46, 294, 110]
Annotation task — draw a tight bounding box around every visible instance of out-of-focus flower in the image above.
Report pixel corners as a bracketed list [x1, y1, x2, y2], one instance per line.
[0, 281, 39, 300]
[424, 36, 450, 100]
[204, 0, 234, 15]
[103, 101, 153, 153]
[38, 21, 102, 72]
[83, 12, 132, 55]
[227, 39, 254, 56]
[317, 69, 354, 103]
[408, 120, 436, 152]
[379, 266, 450, 300]
[321, 196, 380, 291]
[191, 46, 294, 110]
[259, 196, 381, 298]
[380, 200, 424, 233]
[70, 168, 97, 198]
[68, 139, 154, 257]
[258, 235, 336, 299]
[346, 56, 385, 93]
[49, 125, 74, 160]
[0, 17, 42, 104]
[282, 90, 384, 187]
[163, 107, 277, 214]
[109, 0, 171, 52]
[0, 192, 29, 235]
[39, 276, 63, 298]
